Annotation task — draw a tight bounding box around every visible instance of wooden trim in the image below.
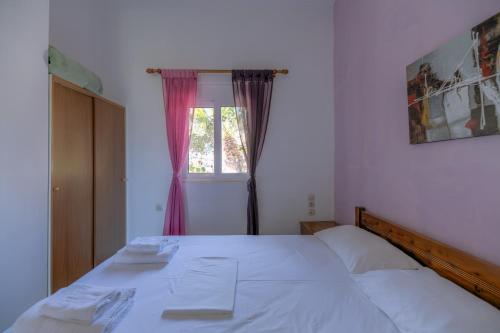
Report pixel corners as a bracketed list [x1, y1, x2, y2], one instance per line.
[355, 207, 500, 309]
[355, 207, 365, 227]
[51, 75, 125, 110]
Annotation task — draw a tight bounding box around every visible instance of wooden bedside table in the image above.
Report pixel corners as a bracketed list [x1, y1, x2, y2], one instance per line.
[300, 221, 337, 235]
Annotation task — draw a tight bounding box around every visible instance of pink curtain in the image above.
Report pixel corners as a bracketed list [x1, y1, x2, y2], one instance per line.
[161, 70, 198, 235]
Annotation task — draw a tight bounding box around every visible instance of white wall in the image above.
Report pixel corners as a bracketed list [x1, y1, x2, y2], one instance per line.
[96, 0, 335, 238]
[49, 0, 102, 76]
[0, 0, 50, 330]
[48, 0, 335, 238]
[184, 75, 249, 235]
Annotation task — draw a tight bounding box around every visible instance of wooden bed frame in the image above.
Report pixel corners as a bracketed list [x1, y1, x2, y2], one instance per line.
[355, 207, 500, 309]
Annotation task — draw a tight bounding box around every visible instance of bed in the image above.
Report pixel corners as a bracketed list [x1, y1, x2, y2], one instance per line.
[8, 207, 500, 332]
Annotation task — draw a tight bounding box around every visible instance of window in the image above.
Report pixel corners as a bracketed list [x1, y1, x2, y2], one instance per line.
[221, 107, 247, 173]
[188, 106, 247, 179]
[188, 107, 215, 173]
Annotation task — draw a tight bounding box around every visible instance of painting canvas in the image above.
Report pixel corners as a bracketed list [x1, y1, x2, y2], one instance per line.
[407, 12, 500, 144]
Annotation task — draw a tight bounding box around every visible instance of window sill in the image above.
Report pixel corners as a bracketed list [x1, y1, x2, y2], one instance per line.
[183, 175, 249, 183]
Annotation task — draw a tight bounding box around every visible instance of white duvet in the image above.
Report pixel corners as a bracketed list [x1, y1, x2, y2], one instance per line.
[10, 235, 399, 333]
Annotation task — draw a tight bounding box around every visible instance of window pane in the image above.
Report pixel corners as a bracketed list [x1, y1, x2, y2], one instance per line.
[221, 107, 247, 173]
[189, 108, 214, 173]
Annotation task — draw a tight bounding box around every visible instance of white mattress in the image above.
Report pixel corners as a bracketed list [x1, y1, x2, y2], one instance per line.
[10, 235, 399, 333]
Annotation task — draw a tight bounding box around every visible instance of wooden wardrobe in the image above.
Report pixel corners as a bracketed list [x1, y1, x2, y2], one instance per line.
[50, 76, 126, 292]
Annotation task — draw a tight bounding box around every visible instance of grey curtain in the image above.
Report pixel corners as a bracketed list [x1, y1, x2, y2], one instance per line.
[232, 70, 274, 235]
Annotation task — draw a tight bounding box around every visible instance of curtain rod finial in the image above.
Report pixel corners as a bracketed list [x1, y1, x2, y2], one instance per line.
[273, 69, 289, 75]
[146, 68, 161, 74]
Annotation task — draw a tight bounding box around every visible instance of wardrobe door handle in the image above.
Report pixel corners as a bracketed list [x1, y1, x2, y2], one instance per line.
[53, 186, 61, 192]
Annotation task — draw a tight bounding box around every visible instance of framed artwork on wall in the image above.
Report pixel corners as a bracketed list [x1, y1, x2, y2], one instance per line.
[406, 11, 500, 144]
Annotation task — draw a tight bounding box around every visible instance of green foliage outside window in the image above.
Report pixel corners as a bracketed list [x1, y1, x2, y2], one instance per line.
[189, 108, 214, 173]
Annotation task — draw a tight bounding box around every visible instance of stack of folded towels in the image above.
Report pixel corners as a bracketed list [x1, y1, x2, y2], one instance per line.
[113, 236, 179, 264]
[38, 284, 135, 333]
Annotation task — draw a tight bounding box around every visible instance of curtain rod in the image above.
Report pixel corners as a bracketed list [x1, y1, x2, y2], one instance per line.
[145, 68, 289, 76]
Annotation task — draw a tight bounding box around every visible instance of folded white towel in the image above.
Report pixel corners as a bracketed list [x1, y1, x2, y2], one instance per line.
[14, 287, 135, 333]
[113, 242, 179, 264]
[39, 284, 120, 324]
[163, 257, 238, 316]
[126, 236, 169, 254]
[90, 288, 135, 333]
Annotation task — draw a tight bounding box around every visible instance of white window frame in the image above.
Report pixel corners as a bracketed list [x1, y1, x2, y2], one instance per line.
[185, 102, 248, 183]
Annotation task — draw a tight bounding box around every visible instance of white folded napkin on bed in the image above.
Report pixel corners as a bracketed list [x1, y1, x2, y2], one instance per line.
[13, 286, 135, 333]
[163, 257, 238, 316]
[113, 242, 179, 264]
[126, 236, 169, 254]
[39, 284, 120, 324]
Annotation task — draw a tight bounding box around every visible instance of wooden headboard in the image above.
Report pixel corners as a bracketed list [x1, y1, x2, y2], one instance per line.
[355, 207, 500, 309]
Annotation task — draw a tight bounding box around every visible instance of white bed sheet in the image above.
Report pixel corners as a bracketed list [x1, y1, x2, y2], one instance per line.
[10, 235, 399, 333]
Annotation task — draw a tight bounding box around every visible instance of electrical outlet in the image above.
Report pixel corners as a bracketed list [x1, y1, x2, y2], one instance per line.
[308, 193, 316, 214]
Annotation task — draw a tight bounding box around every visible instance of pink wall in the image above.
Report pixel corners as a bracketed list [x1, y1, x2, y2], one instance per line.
[334, 0, 500, 265]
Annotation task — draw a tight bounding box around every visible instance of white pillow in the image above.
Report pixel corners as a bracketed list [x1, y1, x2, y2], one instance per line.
[353, 268, 500, 333]
[314, 225, 421, 273]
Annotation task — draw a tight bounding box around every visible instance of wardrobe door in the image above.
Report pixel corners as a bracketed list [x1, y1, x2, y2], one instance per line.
[51, 82, 94, 293]
[94, 99, 126, 266]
